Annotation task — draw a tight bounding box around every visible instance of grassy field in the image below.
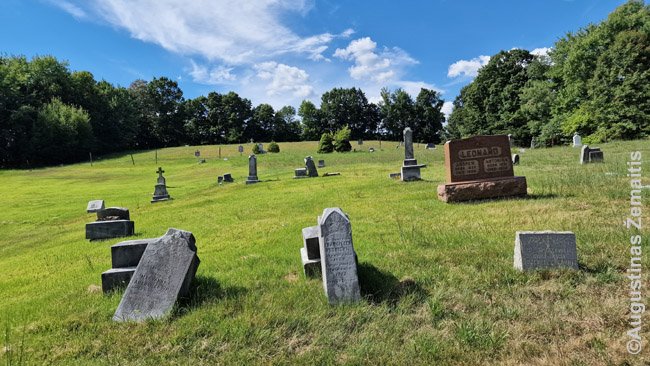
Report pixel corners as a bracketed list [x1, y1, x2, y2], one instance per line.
[0, 139, 649, 365]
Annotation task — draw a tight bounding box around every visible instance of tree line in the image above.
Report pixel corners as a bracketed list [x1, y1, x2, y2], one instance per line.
[447, 0, 649, 146]
[0, 55, 445, 167]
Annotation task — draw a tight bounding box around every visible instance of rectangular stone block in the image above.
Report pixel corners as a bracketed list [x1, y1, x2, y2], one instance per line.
[589, 151, 604, 163]
[403, 159, 418, 166]
[86, 220, 134, 241]
[401, 164, 425, 181]
[294, 168, 308, 178]
[113, 228, 200, 322]
[514, 231, 578, 271]
[111, 238, 155, 268]
[102, 267, 136, 293]
[87, 200, 104, 213]
[97, 207, 130, 221]
[444, 135, 513, 183]
[302, 226, 320, 259]
[437, 176, 527, 203]
[301, 247, 321, 279]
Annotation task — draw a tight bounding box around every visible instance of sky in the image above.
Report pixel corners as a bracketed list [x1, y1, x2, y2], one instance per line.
[0, 0, 628, 117]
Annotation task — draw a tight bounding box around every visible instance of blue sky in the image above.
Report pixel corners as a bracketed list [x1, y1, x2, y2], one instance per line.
[0, 0, 626, 116]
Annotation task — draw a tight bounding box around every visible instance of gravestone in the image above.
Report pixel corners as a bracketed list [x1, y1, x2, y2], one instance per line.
[530, 137, 536, 149]
[512, 154, 520, 166]
[217, 176, 223, 184]
[257, 143, 265, 154]
[425, 143, 435, 149]
[223, 173, 233, 182]
[357, 139, 363, 145]
[437, 135, 527, 202]
[322, 172, 341, 177]
[294, 168, 308, 178]
[508, 134, 514, 147]
[572, 133, 582, 147]
[194, 150, 200, 157]
[389, 172, 401, 179]
[101, 238, 157, 293]
[246, 155, 260, 184]
[318, 208, 360, 305]
[400, 127, 427, 181]
[305, 156, 319, 177]
[580, 145, 604, 164]
[300, 226, 321, 278]
[318, 160, 325, 168]
[113, 228, 200, 322]
[514, 231, 578, 271]
[86, 206, 135, 241]
[369, 147, 375, 153]
[151, 167, 171, 203]
[86, 200, 105, 213]
[238, 145, 244, 154]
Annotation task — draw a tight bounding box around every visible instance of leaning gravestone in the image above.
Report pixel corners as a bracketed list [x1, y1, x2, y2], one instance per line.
[437, 135, 527, 202]
[514, 231, 578, 271]
[113, 228, 200, 322]
[86, 200, 105, 213]
[246, 155, 260, 184]
[151, 167, 172, 203]
[572, 133, 582, 147]
[86, 207, 134, 241]
[318, 208, 361, 305]
[400, 127, 426, 181]
[305, 156, 319, 177]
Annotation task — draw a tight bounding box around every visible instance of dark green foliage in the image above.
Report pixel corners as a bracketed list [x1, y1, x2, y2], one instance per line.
[320, 87, 379, 139]
[268, 141, 280, 153]
[317, 132, 334, 153]
[252, 143, 262, 154]
[447, 1, 649, 145]
[333, 126, 352, 152]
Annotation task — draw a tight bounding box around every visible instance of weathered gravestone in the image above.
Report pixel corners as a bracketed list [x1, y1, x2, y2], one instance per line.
[400, 127, 426, 181]
[357, 139, 363, 145]
[86, 207, 134, 241]
[294, 168, 308, 179]
[246, 155, 260, 184]
[318, 160, 325, 168]
[530, 137, 536, 149]
[512, 154, 520, 166]
[101, 238, 157, 293]
[580, 145, 604, 164]
[572, 133, 582, 147]
[300, 226, 321, 278]
[514, 231, 578, 271]
[151, 167, 172, 203]
[305, 156, 319, 177]
[218, 173, 234, 184]
[113, 228, 200, 322]
[318, 208, 361, 305]
[437, 135, 527, 202]
[86, 200, 105, 213]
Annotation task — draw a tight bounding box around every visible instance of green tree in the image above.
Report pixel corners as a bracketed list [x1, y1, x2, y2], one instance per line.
[298, 100, 323, 140]
[379, 88, 415, 140]
[414, 88, 445, 143]
[320, 87, 378, 139]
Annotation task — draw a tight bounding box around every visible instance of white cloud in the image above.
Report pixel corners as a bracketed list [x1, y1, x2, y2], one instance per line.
[68, 0, 345, 65]
[254, 62, 313, 98]
[441, 101, 453, 119]
[531, 47, 551, 57]
[49, 0, 87, 19]
[188, 60, 236, 85]
[447, 55, 490, 78]
[334, 37, 417, 83]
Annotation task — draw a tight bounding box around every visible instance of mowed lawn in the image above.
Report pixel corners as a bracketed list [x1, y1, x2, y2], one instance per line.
[0, 139, 649, 365]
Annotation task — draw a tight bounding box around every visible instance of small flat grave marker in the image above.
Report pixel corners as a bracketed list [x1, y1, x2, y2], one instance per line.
[514, 231, 578, 271]
[86, 200, 105, 213]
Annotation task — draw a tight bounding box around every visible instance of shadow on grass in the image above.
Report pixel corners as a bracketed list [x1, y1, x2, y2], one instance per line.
[358, 262, 427, 306]
[173, 275, 247, 318]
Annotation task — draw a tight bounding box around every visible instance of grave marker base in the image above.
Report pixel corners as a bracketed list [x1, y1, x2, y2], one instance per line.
[437, 176, 527, 202]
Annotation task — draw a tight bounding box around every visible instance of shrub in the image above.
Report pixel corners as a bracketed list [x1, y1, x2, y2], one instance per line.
[252, 143, 261, 154]
[333, 126, 352, 152]
[268, 141, 280, 153]
[317, 132, 334, 153]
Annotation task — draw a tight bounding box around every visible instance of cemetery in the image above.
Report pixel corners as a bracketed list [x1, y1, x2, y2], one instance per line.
[0, 1, 648, 364]
[1, 139, 648, 364]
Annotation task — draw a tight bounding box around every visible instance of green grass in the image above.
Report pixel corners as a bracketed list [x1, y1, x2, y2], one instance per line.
[0, 140, 648, 365]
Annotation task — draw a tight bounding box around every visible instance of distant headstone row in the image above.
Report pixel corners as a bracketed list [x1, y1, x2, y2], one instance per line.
[85, 201, 134, 241]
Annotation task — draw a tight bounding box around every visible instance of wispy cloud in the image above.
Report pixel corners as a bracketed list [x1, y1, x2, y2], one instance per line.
[447, 55, 490, 78]
[188, 60, 236, 85]
[48, 0, 87, 19]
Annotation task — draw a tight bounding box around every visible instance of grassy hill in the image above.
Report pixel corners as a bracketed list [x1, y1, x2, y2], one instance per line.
[0, 140, 648, 365]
